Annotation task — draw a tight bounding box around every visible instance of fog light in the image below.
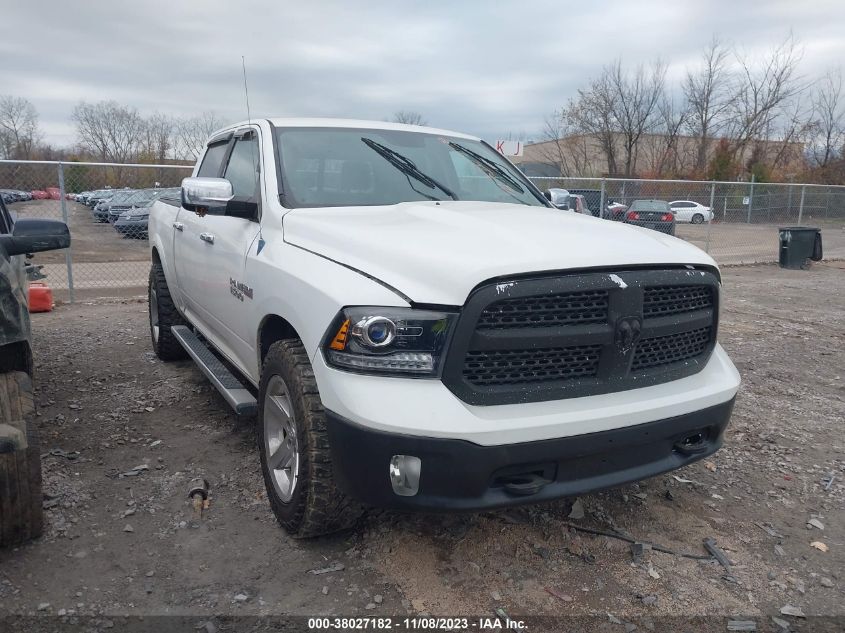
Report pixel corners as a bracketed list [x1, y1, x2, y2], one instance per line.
[389, 455, 421, 496]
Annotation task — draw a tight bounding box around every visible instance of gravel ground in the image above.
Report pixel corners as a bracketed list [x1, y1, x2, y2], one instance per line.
[0, 263, 843, 629]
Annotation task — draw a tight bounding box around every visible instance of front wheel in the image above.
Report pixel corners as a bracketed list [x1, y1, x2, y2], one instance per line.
[258, 340, 363, 538]
[691, 213, 705, 224]
[148, 262, 188, 361]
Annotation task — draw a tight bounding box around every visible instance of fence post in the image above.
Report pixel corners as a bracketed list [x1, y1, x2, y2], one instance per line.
[57, 162, 75, 303]
[599, 178, 606, 219]
[705, 181, 716, 254]
[746, 174, 755, 224]
[798, 185, 806, 225]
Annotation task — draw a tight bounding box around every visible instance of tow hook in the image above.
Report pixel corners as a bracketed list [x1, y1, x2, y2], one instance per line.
[674, 432, 708, 456]
[502, 473, 552, 496]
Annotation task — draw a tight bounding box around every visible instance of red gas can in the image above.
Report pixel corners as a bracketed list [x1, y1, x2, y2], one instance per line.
[28, 282, 54, 313]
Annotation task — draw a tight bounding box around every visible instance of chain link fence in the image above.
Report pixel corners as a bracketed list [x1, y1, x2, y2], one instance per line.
[0, 159, 192, 302]
[2, 159, 844, 302]
[528, 176, 845, 265]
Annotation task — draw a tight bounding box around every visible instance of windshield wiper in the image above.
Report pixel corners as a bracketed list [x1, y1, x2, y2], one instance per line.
[361, 137, 457, 201]
[447, 142, 526, 194]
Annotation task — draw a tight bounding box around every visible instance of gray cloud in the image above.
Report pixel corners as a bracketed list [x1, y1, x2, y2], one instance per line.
[1, 0, 843, 146]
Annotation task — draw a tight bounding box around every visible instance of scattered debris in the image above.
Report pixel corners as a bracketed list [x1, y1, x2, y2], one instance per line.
[188, 478, 210, 520]
[704, 460, 717, 472]
[544, 587, 573, 603]
[45, 448, 80, 460]
[703, 537, 734, 572]
[490, 590, 502, 602]
[672, 475, 695, 484]
[123, 524, 134, 533]
[770, 617, 790, 631]
[806, 518, 824, 530]
[309, 562, 345, 575]
[820, 577, 834, 588]
[823, 473, 835, 490]
[640, 595, 657, 606]
[755, 522, 783, 538]
[774, 544, 785, 557]
[568, 498, 585, 520]
[779, 605, 805, 618]
[233, 593, 248, 603]
[727, 620, 756, 631]
[118, 464, 149, 478]
[37, 603, 50, 612]
[647, 564, 660, 580]
[810, 541, 828, 552]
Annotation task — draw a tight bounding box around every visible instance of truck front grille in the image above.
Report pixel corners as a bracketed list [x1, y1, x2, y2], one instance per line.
[441, 268, 719, 405]
[477, 290, 608, 329]
[463, 344, 602, 386]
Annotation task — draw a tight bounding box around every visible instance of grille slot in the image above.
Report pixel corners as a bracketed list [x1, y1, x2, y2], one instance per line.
[477, 290, 609, 329]
[643, 285, 712, 318]
[463, 345, 602, 386]
[632, 327, 712, 371]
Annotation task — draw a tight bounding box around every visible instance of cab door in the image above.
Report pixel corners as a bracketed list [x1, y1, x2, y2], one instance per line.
[186, 128, 262, 369]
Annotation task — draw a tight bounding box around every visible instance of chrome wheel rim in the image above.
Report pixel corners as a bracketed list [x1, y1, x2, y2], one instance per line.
[150, 285, 160, 343]
[263, 375, 299, 502]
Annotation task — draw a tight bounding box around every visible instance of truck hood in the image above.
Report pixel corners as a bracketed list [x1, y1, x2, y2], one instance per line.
[283, 201, 716, 305]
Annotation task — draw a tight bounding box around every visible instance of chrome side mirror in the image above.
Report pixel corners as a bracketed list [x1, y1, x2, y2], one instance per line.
[181, 177, 233, 215]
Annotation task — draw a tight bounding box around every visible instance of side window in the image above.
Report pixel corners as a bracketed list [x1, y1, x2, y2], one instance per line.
[223, 136, 260, 200]
[197, 141, 230, 177]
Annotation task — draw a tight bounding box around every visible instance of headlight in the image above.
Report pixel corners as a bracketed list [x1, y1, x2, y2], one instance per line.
[323, 307, 457, 376]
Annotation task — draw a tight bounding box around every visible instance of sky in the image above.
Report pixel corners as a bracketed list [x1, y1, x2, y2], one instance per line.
[2, 0, 844, 148]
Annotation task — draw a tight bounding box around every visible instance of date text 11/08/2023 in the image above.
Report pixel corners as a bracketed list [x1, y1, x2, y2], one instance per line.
[307, 616, 526, 630]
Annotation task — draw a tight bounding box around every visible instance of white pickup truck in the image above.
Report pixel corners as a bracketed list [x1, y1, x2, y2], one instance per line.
[148, 118, 740, 537]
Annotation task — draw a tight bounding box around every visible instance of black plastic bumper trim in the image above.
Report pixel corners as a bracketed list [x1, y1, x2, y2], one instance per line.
[324, 397, 735, 511]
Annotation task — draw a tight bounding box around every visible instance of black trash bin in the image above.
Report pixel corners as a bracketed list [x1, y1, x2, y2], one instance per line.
[778, 226, 823, 269]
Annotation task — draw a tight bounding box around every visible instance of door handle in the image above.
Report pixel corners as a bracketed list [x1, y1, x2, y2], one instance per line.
[173, 222, 184, 231]
[199, 232, 215, 244]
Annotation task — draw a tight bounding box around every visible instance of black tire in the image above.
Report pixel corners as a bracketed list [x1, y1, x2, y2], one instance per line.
[258, 340, 363, 538]
[0, 371, 43, 548]
[691, 213, 705, 224]
[148, 261, 188, 361]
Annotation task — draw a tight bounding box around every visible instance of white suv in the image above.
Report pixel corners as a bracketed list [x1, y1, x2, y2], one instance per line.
[147, 119, 740, 537]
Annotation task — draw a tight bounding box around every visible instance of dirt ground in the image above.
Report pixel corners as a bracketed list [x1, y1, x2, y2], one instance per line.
[0, 263, 843, 628]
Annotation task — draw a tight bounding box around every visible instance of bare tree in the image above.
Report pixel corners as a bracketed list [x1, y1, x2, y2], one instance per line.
[173, 111, 226, 160]
[684, 37, 732, 172]
[392, 111, 427, 126]
[725, 35, 805, 160]
[564, 75, 620, 175]
[0, 96, 41, 159]
[606, 59, 667, 176]
[72, 101, 147, 163]
[140, 113, 175, 162]
[643, 95, 689, 177]
[808, 69, 845, 167]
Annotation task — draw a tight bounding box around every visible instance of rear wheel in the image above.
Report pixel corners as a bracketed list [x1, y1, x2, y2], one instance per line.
[258, 340, 363, 538]
[0, 371, 43, 548]
[691, 213, 705, 224]
[148, 262, 188, 361]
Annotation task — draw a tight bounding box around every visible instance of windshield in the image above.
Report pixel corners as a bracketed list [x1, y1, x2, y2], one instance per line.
[276, 127, 547, 208]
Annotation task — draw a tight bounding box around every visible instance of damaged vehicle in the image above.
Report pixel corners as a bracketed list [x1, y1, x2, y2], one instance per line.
[147, 118, 740, 538]
[0, 195, 70, 547]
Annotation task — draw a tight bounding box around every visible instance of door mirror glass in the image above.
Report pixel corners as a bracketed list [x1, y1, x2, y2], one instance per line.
[543, 190, 552, 202]
[0, 219, 70, 257]
[181, 177, 234, 215]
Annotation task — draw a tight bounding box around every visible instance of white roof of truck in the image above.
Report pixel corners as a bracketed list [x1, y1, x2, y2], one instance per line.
[214, 118, 479, 141]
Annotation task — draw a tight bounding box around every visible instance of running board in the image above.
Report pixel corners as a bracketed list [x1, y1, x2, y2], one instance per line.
[170, 325, 258, 416]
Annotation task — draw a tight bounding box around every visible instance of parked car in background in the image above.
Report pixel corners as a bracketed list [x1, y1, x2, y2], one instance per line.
[623, 199, 675, 235]
[0, 191, 17, 204]
[669, 200, 713, 224]
[31, 190, 48, 200]
[46, 188, 61, 200]
[114, 188, 178, 238]
[93, 189, 137, 222]
[567, 188, 602, 216]
[544, 188, 571, 209]
[607, 201, 628, 221]
[87, 189, 115, 207]
[568, 194, 590, 214]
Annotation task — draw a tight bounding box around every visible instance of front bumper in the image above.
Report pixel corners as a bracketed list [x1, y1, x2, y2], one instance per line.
[114, 217, 149, 234]
[325, 397, 734, 511]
